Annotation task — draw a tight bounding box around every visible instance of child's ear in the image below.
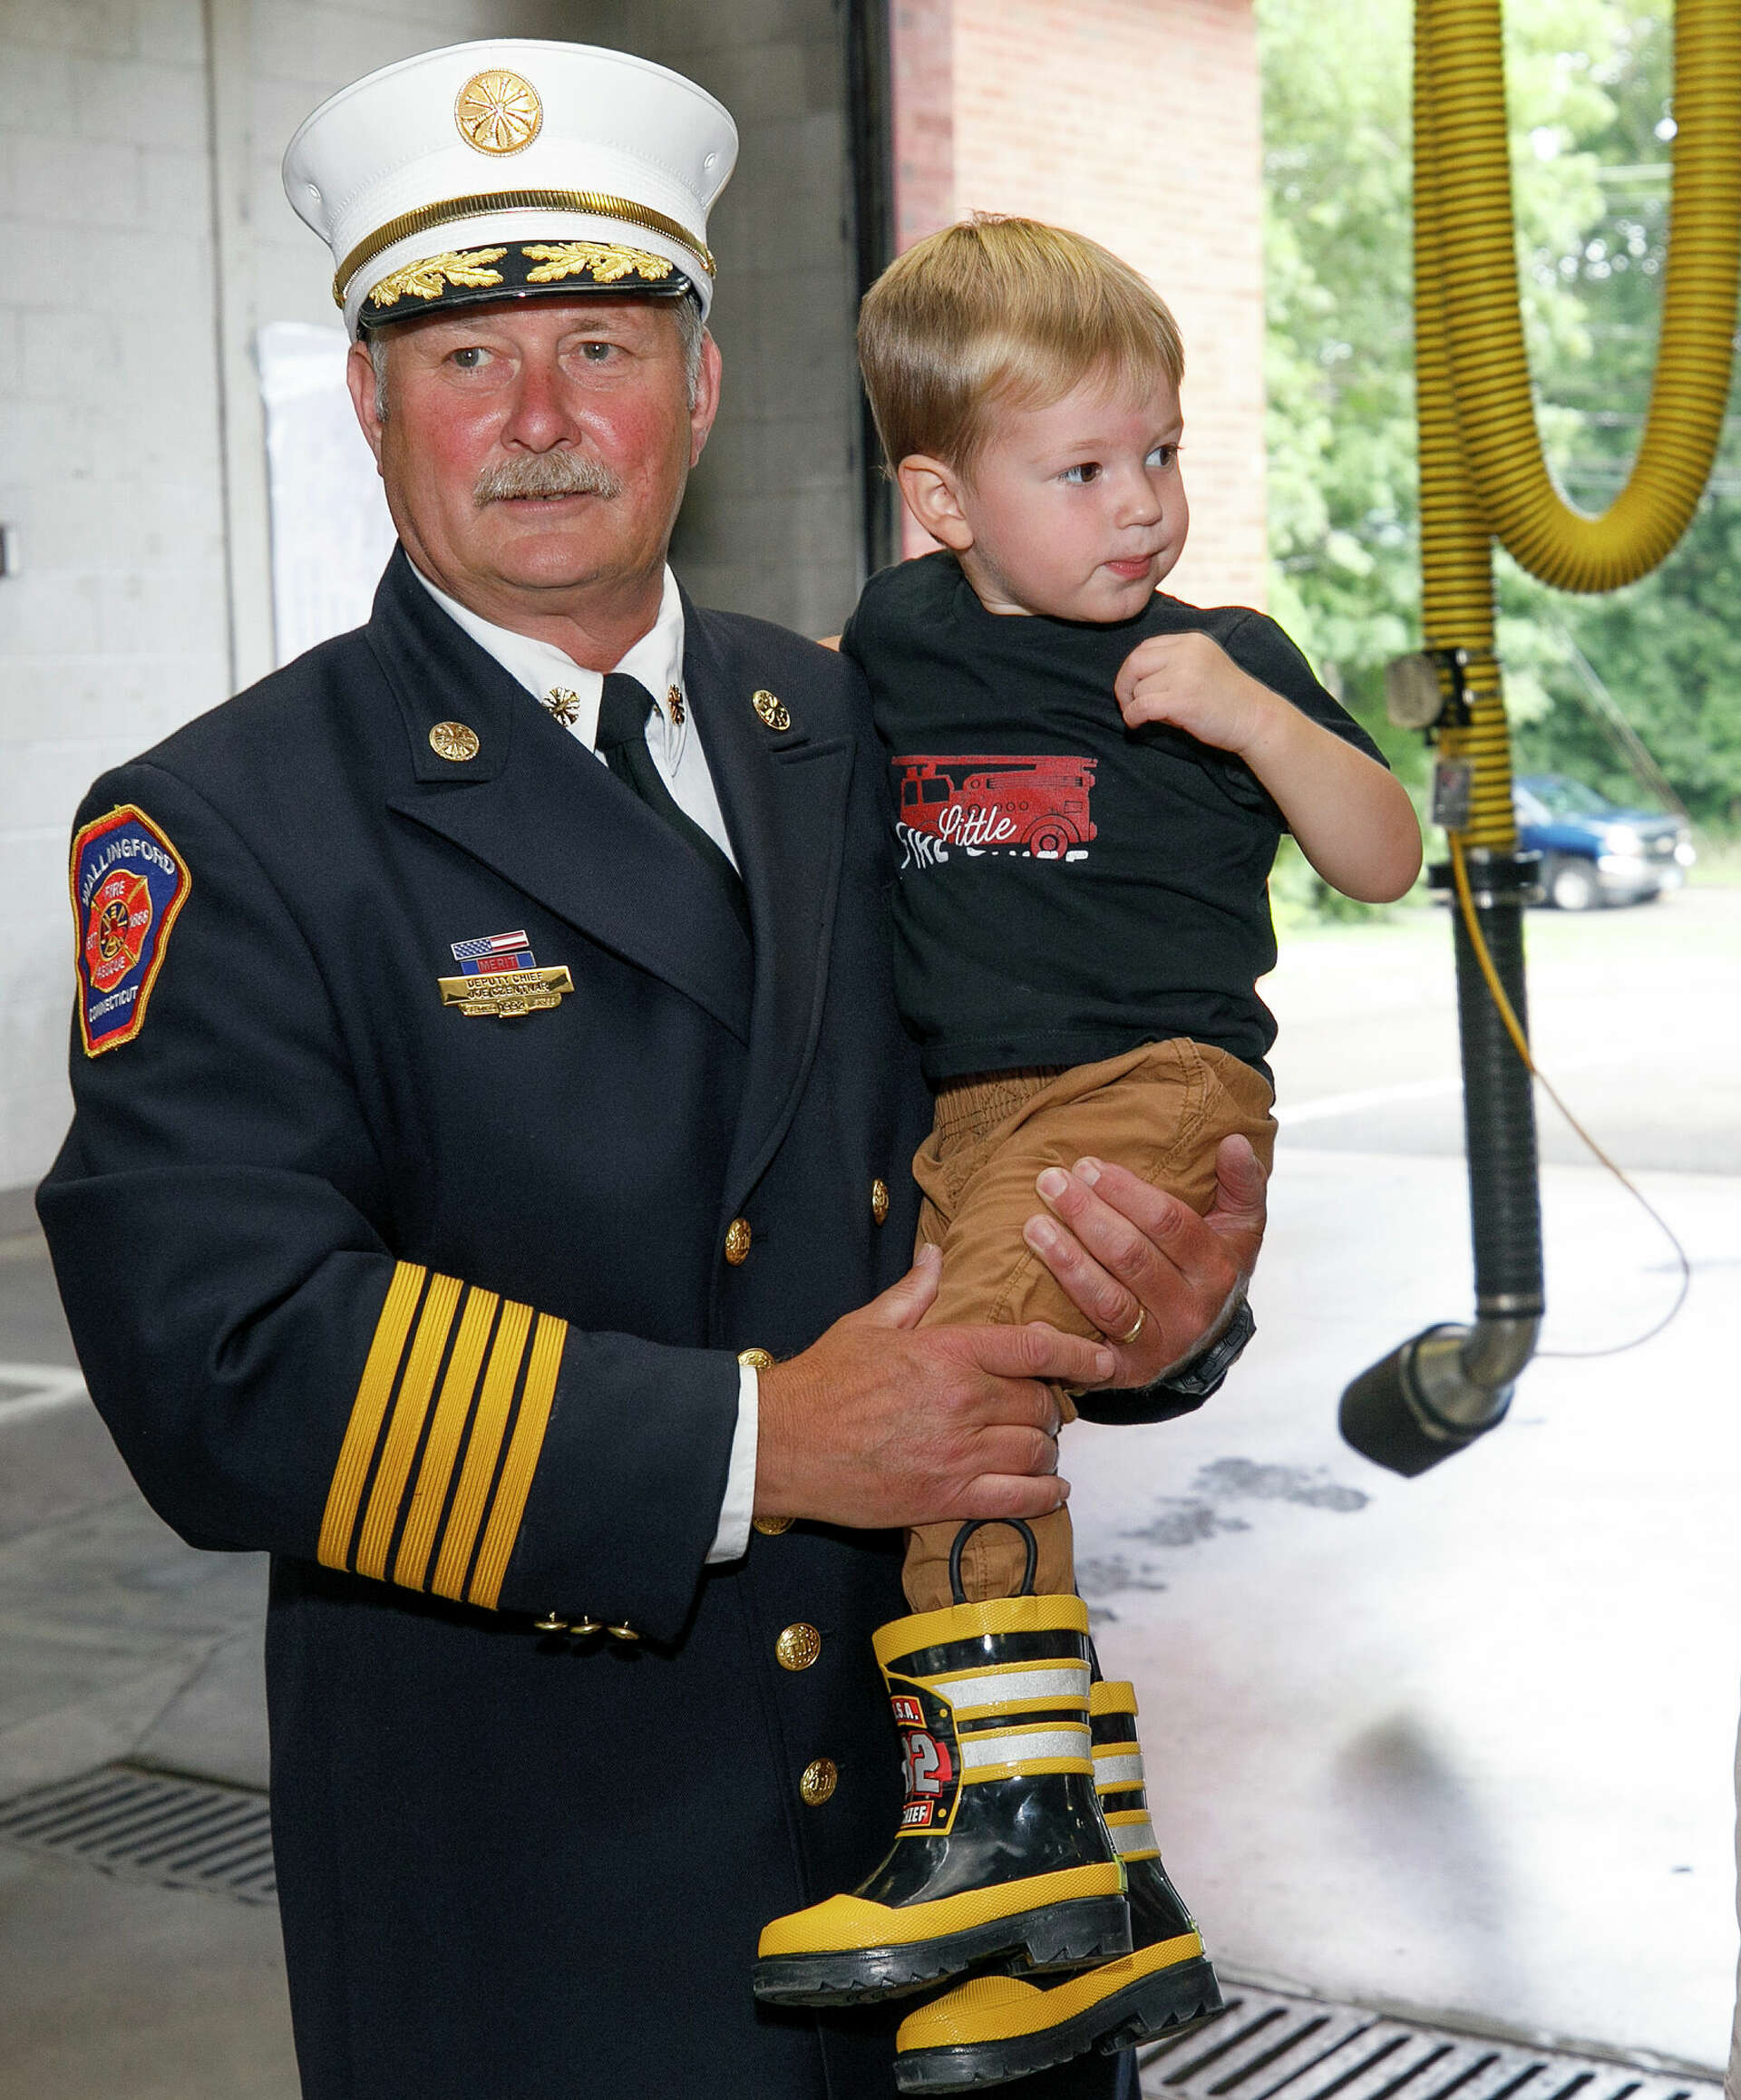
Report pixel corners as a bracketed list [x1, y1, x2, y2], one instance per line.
[896, 455, 974, 552]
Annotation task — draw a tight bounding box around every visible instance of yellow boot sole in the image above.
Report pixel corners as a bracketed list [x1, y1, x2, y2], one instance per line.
[894, 1932, 1220, 2091]
[754, 1863, 1129, 2006]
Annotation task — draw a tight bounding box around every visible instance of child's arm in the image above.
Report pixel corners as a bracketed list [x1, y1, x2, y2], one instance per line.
[1114, 631, 1421, 903]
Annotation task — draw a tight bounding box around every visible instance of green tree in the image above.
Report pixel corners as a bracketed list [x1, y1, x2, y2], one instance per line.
[1259, 0, 1741, 827]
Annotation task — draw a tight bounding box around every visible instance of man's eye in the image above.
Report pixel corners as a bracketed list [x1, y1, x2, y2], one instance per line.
[1060, 462, 1102, 485]
[578, 341, 617, 362]
[448, 345, 489, 370]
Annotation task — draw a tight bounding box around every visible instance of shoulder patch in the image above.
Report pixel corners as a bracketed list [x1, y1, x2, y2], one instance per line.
[70, 805, 191, 1055]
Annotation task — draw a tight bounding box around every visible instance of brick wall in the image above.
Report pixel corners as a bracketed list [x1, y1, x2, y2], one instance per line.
[891, 0, 953, 249]
[887, 0, 1267, 609]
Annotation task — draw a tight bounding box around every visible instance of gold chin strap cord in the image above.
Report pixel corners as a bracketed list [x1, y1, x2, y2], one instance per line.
[1415, 0, 1741, 851]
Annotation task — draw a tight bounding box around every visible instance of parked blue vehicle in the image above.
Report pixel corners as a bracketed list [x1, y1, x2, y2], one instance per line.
[1512, 774, 1695, 910]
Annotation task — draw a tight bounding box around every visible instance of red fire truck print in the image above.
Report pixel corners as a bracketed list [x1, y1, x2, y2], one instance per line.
[892, 754, 1097, 865]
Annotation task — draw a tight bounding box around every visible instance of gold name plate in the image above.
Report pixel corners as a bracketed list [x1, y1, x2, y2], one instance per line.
[438, 965, 574, 1017]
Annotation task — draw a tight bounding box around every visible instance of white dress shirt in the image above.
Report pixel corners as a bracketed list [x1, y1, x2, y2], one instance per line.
[413, 562, 759, 1563]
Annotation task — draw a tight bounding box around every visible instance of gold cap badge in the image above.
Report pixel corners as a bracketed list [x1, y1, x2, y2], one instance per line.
[753, 690, 792, 732]
[454, 69, 542, 156]
[429, 721, 481, 762]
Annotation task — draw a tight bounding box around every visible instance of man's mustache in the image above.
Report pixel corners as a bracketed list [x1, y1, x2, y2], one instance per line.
[474, 453, 626, 503]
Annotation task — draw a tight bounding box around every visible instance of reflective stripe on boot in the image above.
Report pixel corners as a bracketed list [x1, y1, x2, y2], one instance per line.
[754, 1597, 1130, 2007]
[892, 1681, 1221, 2092]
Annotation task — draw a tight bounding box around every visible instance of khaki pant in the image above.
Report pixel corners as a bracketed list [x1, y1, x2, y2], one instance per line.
[904, 1038, 1276, 1612]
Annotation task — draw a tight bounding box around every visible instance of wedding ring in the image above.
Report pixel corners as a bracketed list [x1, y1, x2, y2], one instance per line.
[1109, 1304, 1146, 1347]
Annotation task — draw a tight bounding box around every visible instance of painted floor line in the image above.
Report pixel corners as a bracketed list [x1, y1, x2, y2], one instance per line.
[0, 1365, 89, 1421]
[1276, 1051, 1621, 1127]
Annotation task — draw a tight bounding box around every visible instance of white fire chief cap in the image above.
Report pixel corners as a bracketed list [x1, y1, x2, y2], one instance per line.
[284, 40, 738, 336]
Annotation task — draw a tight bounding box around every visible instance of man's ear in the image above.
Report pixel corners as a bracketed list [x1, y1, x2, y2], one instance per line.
[689, 330, 724, 464]
[896, 454, 974, 552]
[345, 338, 387, 472]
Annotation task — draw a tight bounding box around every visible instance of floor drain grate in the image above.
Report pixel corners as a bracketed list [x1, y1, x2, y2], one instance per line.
[1140, 1983, 1721, 2100]
[0, 1763, 276, 1904]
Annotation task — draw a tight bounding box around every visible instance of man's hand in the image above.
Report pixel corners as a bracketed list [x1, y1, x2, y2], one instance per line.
[1114, 631, 1279, 756]
[754, 1246, 1116, 1529]
[1021, 1134, 1268, 1387]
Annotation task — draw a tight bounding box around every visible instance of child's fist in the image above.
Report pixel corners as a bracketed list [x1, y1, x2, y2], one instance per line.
[1114, 632, 1276, 755]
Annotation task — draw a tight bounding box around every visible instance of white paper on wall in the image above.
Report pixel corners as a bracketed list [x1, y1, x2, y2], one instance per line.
[258, 322, 398, 667]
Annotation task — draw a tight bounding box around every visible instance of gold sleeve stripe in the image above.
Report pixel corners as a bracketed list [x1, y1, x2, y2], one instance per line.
[354, 1269, 462, 1580]
[467, 1310, 566, 1609]
[394, 1287, 499, 1591]
[431, 1296, 532, 1601]
[318, 1262, 426, 1570]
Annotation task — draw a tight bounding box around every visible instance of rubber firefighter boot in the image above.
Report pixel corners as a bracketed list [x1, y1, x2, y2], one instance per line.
[754, 1534, 1130, 2007]
[891, 1680, 1221, 2092]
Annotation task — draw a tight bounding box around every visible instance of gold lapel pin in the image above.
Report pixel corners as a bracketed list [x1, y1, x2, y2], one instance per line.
[753, 689, 791, 732]
[667, 684, 686, 726]
[429, 720, 481, 762]
[542, 688, 581, 727]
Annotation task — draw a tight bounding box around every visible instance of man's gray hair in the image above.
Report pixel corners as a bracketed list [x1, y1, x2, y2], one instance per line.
[368, 296, 706, 422]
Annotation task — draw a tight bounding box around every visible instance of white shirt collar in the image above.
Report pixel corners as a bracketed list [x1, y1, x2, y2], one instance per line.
[411, 561, 688, 761]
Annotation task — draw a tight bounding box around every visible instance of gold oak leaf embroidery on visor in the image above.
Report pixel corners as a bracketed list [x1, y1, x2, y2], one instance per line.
[520, 240, 676, 287]
[368, 247, 508, 309]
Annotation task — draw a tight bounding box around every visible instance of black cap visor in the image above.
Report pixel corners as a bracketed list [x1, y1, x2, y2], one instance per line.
[358, 239, 699, 332]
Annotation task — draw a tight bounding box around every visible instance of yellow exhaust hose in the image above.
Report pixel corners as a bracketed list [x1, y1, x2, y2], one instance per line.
[1414, 0, 1741, 851]
[1423, 0, 1741, 594]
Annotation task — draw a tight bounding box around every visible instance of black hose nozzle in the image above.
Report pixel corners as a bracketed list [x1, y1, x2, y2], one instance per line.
[1340, 1317, 1537, 1476]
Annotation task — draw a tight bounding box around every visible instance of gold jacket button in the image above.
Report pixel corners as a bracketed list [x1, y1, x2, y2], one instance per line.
[754, 1515, 794, 1537]
[725, 1217, 753, 1265]
[608, 1623, 640, 1642]
[737, 1347, 774, 1372]
[870, 1178, 890, 1226]
[532, 1611, 567, 1632]
[799, 1756, 838, 1805]
[776, 1622, 822, 1671]
[570, 1616, 603, 1636]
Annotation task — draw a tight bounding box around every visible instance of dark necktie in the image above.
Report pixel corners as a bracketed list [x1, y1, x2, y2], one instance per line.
[594, 673, 750, 933]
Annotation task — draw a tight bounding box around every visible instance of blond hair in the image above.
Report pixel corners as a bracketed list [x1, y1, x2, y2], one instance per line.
[857, 215, 1185, 474]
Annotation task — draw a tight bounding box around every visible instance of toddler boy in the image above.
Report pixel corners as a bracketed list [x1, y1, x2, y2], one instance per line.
[755, 217, 1420, 2093]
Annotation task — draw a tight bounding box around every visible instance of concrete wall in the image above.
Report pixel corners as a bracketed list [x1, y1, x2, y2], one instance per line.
[0, 0, 864, 1193]
[2, 0, 233, 1193]
[888, 0, 1267, 611]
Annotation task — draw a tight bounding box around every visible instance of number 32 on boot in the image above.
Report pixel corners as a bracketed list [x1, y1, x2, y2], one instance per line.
[753, 1594, 1130, 2004]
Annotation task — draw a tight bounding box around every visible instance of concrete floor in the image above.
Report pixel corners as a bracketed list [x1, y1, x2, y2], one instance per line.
[0, 1192, 294, 2098]
[0, 888, 1736, 2092]
[1074, 888, 1741, 2074]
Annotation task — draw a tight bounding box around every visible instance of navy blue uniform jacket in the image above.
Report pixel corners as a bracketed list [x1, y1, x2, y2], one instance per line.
[39, 551, 943, 2098]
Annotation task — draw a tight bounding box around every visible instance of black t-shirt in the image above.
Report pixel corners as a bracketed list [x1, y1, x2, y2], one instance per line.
[841, 551, 1386, 1084]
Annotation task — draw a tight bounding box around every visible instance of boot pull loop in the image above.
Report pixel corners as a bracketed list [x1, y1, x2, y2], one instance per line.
[948, 1519, 1039, 1604]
